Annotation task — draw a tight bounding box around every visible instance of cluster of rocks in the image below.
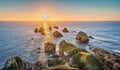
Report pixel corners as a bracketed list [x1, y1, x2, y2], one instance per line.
[59, 40, 104, 70]
[93, 48, 120, 70]
[1, 40, 120, 70]
[34, 26, 52, 35]
[34, 26, 69, 37]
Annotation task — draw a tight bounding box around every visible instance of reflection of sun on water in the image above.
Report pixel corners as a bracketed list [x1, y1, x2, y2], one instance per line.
[39, 14, 55, 64]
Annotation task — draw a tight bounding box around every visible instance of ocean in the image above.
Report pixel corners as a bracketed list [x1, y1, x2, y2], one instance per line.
[0, 21, 120, 67]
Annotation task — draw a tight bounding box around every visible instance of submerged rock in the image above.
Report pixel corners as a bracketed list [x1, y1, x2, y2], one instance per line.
[93, 48, 120, 70]
[53, 31, 63, 37]
[62, 28, 69, 32]
[88, 36, 94, 39]
[53, 26, 59, 29]
[76, 31, 89, 44]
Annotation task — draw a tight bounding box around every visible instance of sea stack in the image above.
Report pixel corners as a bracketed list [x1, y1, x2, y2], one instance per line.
[34, 28, 39, 33]
[76, 31, 89, 44]
[53, 26, 59, 29]
[62, 28, 69, 32]
[53, 31, 63, 37]
[39, 27, 45, 35]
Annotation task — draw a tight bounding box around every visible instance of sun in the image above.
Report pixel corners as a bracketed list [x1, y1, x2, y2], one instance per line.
[42, 14, 48, 21]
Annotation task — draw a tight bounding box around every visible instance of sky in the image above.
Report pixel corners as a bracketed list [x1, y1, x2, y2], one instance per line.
[0, 0, 120, 21]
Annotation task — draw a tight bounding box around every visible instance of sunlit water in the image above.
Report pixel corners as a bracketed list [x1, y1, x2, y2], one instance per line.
[0, 21, 120, 67]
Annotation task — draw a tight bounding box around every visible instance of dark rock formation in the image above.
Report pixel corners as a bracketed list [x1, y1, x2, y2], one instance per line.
[39, 27, 45, 35]
[93, 48, 120, 70]
[34, 28, 39, 33]
[44, 42, 56, 54]
[1, 56, 33, 70]
[76, 31, 89, 44]
[88, 36, 94, 39]
[53, 31, 63, 37]
[53, 26, 59, 29]
[49, 26, 52, 30]
[62, 28, 69, 32]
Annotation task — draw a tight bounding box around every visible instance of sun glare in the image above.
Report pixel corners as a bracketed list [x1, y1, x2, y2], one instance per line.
[43, 14, 48, 21]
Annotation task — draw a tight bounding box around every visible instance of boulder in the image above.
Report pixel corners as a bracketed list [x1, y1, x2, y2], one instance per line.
[39, 27, 45, 35]
[62, 28, 69, 32]
[1, 56, 33, 70]
[76, 31, 89, 44]
[53, 31, 63, 37]
[44, 42, 56, 54]
[34, 28, 39, 33]
[53, 26, 59, 29]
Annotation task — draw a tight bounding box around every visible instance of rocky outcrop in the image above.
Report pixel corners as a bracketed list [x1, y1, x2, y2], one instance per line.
[93, 48, 120, 70]
[76, 31, 89, 44]
[62, 28, 69, 32]
[53, 26, 59, 29]
[53, 31, 63, 37]
[59, 40, 104, 70]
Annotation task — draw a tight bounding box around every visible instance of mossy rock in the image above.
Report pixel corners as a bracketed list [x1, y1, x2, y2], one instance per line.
[59, 40, 76, 53]
[48, 59, 65, 67]
[86, 55, 104, 70]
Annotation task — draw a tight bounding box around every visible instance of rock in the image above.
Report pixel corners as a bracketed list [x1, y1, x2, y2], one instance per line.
[1, 56, 33, 70]
[39, 27, 45, 35]
[53, 26, 59, 29]
[88, 36, 94, 39]
[44, 42, 56, 54]
[76, 31, 89, 44]
[62, 28, 69, 32]
[69, 48, 104, 70]
[48, 59, 65, 67]
[34, 28, 39, 33]
[59, 40, 76, 53]
[31, 38, 34, 40]
[53, 31, 63, 37]
[34, 62, 43, 70]
[93, 48, 120, 70]
[113, 63, 120, 70]
[37, 47, 40, 50]
[48, 66, 80, 70]
[49, 26, 52, 30]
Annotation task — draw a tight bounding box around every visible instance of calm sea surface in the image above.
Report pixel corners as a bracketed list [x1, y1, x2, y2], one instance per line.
[0, 21, 120, 67]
